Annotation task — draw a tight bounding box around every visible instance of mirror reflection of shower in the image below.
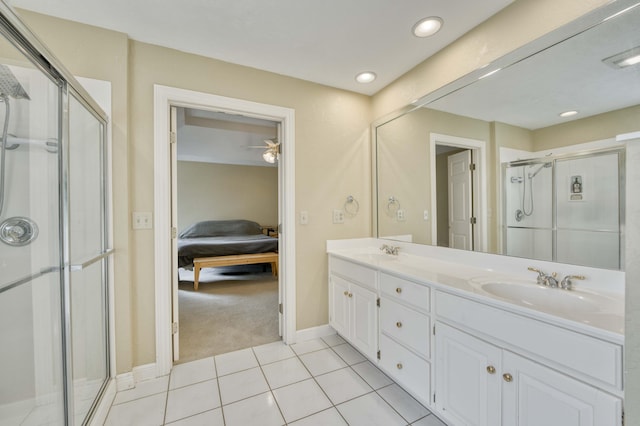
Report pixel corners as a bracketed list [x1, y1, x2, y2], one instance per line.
[511, 162, 552, 222]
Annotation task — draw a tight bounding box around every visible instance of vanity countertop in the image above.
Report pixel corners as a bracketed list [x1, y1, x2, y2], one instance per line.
[327, 240, 624, 344]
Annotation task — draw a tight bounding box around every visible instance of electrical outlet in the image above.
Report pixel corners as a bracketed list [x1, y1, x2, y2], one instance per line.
[300, 210, 309, 225]
[423, 210, 429, 221]
[133, 212, 153, 229]
[397, 209, 406, 221]
[333, 209, 345, 224]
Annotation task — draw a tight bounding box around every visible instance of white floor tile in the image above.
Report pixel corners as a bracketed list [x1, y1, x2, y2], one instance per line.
[215, 348, 258, 376]
[321, 334, 347, 347]
[170, 357, 216, 389]
[222, 392, 284, 426]
[165, 379, 220, 424]
[378, 384, 431, 423]
[412, 413, 448, 426]
[165, 407, 224, 425]
[289, 407, 348, 426]
[105, 393, 166, 426]
[272, 379, 332, 423]
[315, 368, 372, 405]
[290, 338, 328, 355]
[261, 356, 311, 389]
[331, 343, 366, 365]
[299, 348, 347, 376]
[351, 361, 393, 390]
[218, 367, 269, 405]
[253, 341, 295, 365]
[113, 376, 170, 405]
[337, 392, 406, 426]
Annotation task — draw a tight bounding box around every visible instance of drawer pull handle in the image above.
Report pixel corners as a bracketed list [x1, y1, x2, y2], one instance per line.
[486, 366, 496, 374]
[396, 321, 403, 328]
[348, 293, 353, 298]
[396, 287, 402, 294]
[503, 373, 513, 383]
[396, 363, 403, 370]
[343, 291, 349, 296]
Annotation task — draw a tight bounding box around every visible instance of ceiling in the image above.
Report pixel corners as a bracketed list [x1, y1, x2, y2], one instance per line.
[9, 0, 513, 95]
[426, 2, 640, 130]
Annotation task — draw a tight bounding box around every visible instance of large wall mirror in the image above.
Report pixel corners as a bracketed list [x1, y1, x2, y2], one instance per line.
[375, 0, 640, 271]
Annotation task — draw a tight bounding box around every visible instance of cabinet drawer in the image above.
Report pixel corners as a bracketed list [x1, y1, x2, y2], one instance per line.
[380, 272, 430, 312]
[380, 297, 430, 358]
[436, 291, 623, 390]
[330, 256, 377, 290]
[379, 334, 431, 405]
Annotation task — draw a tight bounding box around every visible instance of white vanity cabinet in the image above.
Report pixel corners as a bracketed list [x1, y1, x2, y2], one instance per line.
[378, 272, 432, 405]
[328, 257, 378, 360]
[434, 292, 623, 426]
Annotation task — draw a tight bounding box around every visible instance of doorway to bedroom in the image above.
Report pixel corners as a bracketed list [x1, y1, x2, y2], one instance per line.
[173, 107, 281, 364]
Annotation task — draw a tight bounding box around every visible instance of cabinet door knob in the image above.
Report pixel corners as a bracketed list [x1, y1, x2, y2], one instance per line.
[486, 365, 496, 374]
[396, 287, 402, 294]
[503, 373, 513, 382]
[396, 321, 403, 328]
[396, 363, 403, 370]
[348, 293, 353, 298]
[343, 291, 349, 296]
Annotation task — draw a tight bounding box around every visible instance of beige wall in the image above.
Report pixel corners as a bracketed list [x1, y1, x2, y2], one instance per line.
[177, 161, 278, 232]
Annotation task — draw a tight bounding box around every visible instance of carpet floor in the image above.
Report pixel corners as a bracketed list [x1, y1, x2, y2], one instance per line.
[176, 264, 280, 364]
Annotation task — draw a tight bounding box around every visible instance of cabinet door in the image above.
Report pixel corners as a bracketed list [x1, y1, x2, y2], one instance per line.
[329, 275, 349, 337]
[502, 351, 622, 426]
[435, 322, 502, 426]
[350, 283, 378, 360]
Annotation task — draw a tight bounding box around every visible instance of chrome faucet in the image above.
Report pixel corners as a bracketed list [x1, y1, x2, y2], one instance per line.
[528, 267, 558, 288]
[380, 244, 400, 255]
[560, 274, 585, 290]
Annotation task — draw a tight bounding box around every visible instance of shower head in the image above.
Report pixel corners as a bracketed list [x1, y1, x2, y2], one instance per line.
[0, 64, 29, 100]
[528, 162, 552, 179]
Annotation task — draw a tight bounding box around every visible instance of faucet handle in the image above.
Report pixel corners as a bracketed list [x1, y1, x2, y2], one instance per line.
[560, 274, 585, 290]
[528, 267, 547, 286]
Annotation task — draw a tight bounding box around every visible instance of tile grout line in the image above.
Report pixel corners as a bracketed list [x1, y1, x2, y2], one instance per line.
[251, 345, 288, 425]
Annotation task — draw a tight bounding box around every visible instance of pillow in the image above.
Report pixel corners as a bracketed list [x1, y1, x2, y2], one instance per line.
[179, 220, 263, 238]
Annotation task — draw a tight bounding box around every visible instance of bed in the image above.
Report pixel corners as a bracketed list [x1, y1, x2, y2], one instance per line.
[177, 219, 279, 289]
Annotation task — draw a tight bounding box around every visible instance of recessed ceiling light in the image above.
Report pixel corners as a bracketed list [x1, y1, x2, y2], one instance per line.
[603, 46, 640, 69]
[355, 71, 376, 83]
[412, 17, 443, 38]
[559, 110, 578, 118]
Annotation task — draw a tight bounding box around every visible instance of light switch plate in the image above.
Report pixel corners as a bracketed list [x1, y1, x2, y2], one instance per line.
[133, 212, 153, 229]
[333, 209, 345, 224]
[300, 210, 309, 225]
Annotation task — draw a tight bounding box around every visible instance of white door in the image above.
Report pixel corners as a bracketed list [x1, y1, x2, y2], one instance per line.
[170, 106, 180, 361]
[502, 352, 622, 426]
[329, 275, 350, 337]
[448, 150, 473, 250]
[435, 322, 502, 426]
[350, 283, 378, 359]
[276, 123, 283, 337]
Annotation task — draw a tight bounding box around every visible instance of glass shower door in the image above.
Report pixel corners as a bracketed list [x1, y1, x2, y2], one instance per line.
[67, 92, 109, 424]
[0, 35, 65, 425]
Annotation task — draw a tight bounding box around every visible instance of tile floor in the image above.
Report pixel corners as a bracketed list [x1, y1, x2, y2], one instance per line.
[104, 335, 448, 425]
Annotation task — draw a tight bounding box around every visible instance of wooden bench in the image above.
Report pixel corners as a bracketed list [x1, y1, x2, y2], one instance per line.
[192, 252, 279, 290]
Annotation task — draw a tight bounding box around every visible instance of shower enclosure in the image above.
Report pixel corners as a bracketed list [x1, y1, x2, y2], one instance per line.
[503, 148, 624, 270]
[0, 3, 111, 425]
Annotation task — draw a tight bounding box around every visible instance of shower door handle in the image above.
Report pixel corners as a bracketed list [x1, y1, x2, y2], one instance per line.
[70, 248, 115, 271]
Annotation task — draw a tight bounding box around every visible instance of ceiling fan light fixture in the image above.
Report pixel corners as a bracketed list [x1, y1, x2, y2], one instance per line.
[412, 17, 443, 38]
[262, 147, 278, 164]
[355, 71, 377, 83]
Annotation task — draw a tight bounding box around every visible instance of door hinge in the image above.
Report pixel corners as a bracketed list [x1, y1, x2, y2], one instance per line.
[377, 350, 381, 360]
[433, 324, 436, 335]
[170, 131, 177, 144]
[470, 217, 477, 225]
[172, 322, 178, 334]
[376, 298, 380, 307]
[171, 227, 177, 238]
[279, 303, 283, 314]
[469, 163, 476, 171]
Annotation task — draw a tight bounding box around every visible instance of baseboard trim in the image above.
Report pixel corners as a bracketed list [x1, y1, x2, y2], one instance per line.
[115, 372, 134, 392]
[295, 324, 335, 342]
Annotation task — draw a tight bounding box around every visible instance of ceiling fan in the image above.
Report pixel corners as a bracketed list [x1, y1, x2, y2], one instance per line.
[248, 138, 280, 163]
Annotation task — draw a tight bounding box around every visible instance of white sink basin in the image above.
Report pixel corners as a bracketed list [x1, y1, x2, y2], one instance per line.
[350, 252, 398, 263]
[479, 281, 601, 313]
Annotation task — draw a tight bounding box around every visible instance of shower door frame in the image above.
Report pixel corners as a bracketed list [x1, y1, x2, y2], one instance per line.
[501, 146, 626, 270]
[0, 2, 115, 424]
